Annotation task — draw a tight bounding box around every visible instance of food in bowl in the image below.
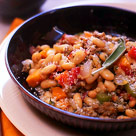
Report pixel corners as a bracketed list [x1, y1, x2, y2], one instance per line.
[21, 30, 136, 119]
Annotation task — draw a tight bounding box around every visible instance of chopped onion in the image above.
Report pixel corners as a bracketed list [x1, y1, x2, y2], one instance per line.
[80, 60, 92, 79]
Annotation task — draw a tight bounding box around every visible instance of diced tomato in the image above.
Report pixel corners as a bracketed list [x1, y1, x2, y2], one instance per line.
[128, 46, 136, 60]
[120, 64, 131, 75]
[56, 67, 80, 86]
[56, 71, 69, 86]
[69, 67, 80, 85]
[118, 56, 132, 75]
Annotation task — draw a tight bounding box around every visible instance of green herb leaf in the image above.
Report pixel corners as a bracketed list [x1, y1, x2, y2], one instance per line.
[92, 38, 126, 75]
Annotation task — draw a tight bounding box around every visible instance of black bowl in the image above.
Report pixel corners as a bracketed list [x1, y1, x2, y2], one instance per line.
[5, 5, 136, 130]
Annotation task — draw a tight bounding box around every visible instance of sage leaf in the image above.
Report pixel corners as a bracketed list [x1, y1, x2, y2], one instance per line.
[92, 38, 126, 75]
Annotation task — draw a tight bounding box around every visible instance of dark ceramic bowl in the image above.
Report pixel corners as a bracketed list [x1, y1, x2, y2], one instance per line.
[5, 5, 136, 130]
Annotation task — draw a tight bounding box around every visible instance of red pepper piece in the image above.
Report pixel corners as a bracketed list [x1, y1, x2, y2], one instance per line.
[56, 67, 80, 86]
[128, 46, 136, 60]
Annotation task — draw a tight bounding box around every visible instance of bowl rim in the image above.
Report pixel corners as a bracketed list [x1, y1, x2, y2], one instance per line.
[5, 4, 136, 123]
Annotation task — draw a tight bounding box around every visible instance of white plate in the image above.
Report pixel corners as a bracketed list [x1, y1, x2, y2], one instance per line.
[0, 2, 136, 136]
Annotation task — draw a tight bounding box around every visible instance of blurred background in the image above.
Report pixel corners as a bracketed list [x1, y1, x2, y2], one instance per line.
[0, 0, 135, 43]
[0, 0, 85, 43]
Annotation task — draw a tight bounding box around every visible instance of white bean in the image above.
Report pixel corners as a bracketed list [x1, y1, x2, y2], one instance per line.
[99, 52, 107, 61]
[72, 50, 85, 65]
[73, 93, 82, 108]
[92, 37, 105, 48]
[100, 69, 114, 81]
[92, 54, 101, 68]
[125, 109, 136, 118]
[97, 82, 106, 92]
[53, 53, 62, 64]
[41, 64, 56, 75]
[32, 52, 41, 63]
[61, 62, 75, 70]
[46, 49, 56, 56]
[86, 68, 99, 84]
[40, 79, 57, 89]
[84, 97, 99, 106]
[53, 44, 69, 53]
[104, 80, 116, 92]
